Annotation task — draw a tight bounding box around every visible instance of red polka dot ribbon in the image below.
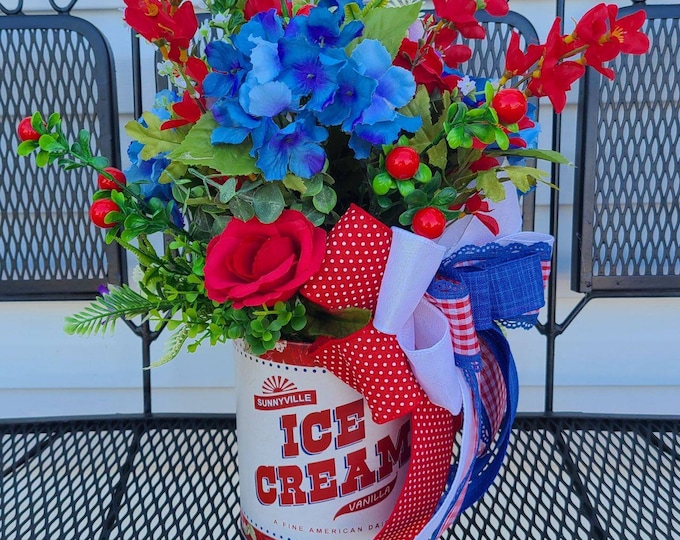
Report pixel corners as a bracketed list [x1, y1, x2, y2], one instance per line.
[301, 204, 458, 540]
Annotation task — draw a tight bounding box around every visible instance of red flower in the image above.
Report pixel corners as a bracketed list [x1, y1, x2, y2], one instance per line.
[434, 27, 473, 69]
[124, 0, 198, 63]
[608, 6, 650, 55]
[244, 0, 292, 20]
[185, 56, 210, 92]
[484, 0, 510, 17]
[295, 4, 314, 16]
[395, 39, 460, 94]
[504, 31, 544, 78]
[575, 4, 650, 79]
[527, 19, 585, 112]
[432, 0, 486, 39]
[204, 210, 327, 309]
[455, 193, 500, 235]
[161, 90, 204, 130]
[469, 156, 500, 172]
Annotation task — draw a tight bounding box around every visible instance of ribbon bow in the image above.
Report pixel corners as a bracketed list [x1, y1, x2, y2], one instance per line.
[301, 204, 553, 539]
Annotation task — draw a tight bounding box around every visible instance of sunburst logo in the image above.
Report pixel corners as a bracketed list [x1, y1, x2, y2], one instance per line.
[254, 376, 317, 411]
[261, 376, 298, 395]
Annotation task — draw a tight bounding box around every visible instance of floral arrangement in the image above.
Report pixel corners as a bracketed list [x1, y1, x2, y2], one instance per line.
[16, 0, 647, 363]
[16, 1, 649, 538]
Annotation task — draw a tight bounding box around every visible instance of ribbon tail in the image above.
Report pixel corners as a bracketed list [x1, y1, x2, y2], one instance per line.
[414, 369, 479, 540]
[375, 401, 458, 540]
[397, 299, 462, 415]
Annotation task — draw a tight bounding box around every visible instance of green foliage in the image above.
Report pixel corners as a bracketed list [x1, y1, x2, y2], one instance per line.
[125, 112, 184, 160]
[444, 101, 512, 151]
[168, 112, 257, 176]
[301, 301, 372, 339]
[476, 165, 551, 202]
[401, 87, 450, 170]
[349, 2, 422, 58]
[64, 285, 173, 335]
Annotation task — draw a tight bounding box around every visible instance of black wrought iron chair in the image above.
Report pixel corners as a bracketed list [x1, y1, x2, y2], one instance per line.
[0, 0, 125, 300]
[443, 3, 680, 539]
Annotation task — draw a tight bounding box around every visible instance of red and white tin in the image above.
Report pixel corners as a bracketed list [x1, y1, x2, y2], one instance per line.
[234, 340, 411, 540]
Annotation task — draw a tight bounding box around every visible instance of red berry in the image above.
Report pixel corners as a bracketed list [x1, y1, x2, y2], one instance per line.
[491, 88, 528, 125]
[16, 117, 41, 141]
[412, 207, 446, 239]
[385, 147, 420, 180]
[89, 198, 120, 229]
[97, 167, 127, 191]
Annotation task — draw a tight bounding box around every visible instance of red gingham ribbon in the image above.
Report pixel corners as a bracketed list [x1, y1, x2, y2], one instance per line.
[424, 292, 480, 357]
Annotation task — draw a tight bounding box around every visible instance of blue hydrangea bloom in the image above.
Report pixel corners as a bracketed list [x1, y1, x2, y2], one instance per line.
[211, 97, 262, 145]
[285, 4, 363, 50]
[345, 40, 421, 158]
[203, 41, 246, 99]
[256, 114, 328, 180]
[315, 61, 376, 129]
[204, 7, 420, 180]
[278, 37, 341, 111]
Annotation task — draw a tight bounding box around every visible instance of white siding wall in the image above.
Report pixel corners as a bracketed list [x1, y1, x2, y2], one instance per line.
[1, 0, 678, 418]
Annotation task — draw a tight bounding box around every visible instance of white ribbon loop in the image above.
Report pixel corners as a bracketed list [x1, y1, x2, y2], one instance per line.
[374, 227, 447, 335]
[397, 299, 462, 415]
[372, 226, 462, 415]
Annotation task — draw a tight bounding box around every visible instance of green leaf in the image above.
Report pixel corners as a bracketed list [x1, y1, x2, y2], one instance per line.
[302, 301, 371, 339]
[350, 3, 422, 58]
[125, 112, 184, 159]
[253, 182, 285, 223]
[47, 113, 61, 130]
[38, 134, 64, 153]
[476, 169, 506, 202]
[168, 112, 257, 176]
[404, 189, 427, 207]
[494, 127, 510, 150]
[398, 207, 418, 226]
[446, 126, 470, 149]
[303, 173, 325, 197]
[229, 196, 255, 221]
[16, 140, 39, 156]
[467, 123, 496, 144]
[218, 177, 238, 203]
[64, 285, 173, 336]
[312, 185, 337, 214]
[504, 165, 551, 193]
[376, 195, 393, 209]
[78, 130, 91, 151]
[344, 2, 363, 20]
[282, 174, 308, 194]
[432, 186, 458, 206]
[396, 180, 415, 197]
[447, 102, 467, 124]
[31, 112, 44, 132]
[35, 150, 49, 167]
[487, 148, 572, 164]
[159, 161, 187, 184]
[91, 156, 109, 170]
[150, 325, 190, 368]
[414, 163, 432, 184]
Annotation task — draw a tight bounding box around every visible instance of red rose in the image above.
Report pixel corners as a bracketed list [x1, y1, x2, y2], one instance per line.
[204, 210, 327, 309]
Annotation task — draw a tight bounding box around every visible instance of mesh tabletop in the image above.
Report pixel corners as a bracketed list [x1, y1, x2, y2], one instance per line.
[2, 414, 678, 540]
